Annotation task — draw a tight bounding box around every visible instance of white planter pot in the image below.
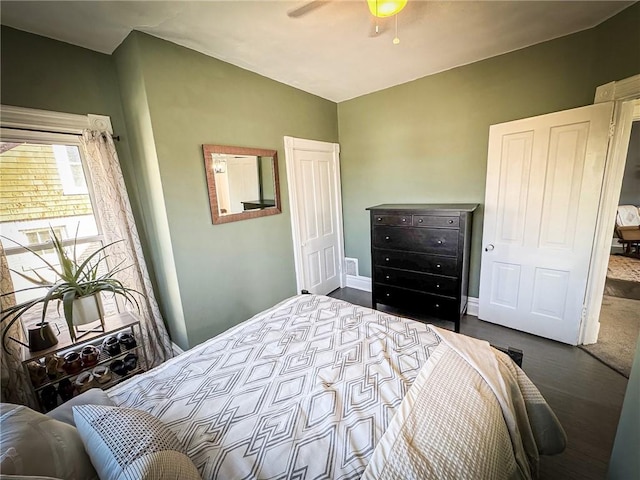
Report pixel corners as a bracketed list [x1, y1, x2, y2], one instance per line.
[72, 294, 105, 326]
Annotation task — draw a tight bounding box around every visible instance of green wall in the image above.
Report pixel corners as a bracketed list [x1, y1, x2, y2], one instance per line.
[337, 3, 640, 297]
[113, 32, 338, 346]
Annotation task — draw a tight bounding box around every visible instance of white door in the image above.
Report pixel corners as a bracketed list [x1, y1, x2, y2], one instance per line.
[227, 156, 260, 213]
[284, 137, 344, 295]
[479, 102, 614, 344]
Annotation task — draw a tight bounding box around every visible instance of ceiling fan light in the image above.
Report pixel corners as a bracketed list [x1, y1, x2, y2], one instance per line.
[367, 0, 408, 18]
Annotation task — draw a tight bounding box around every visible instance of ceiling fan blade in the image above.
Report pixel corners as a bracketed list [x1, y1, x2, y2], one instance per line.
[287, 1, 331, 18]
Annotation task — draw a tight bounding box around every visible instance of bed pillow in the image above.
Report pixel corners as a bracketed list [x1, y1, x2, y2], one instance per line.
[72, 405, 201, 480]
[0, 403, 97, 480]
[46, 389, 115, 427]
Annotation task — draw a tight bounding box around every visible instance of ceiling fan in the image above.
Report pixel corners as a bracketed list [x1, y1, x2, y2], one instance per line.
[288, 0, 409, 42]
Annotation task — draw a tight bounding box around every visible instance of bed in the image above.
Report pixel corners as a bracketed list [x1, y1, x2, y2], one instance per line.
[0, 294, 565, 479]
[100, 294, 566, 479]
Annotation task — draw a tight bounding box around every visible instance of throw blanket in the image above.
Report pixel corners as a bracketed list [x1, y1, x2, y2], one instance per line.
[363, 326, 566, 480]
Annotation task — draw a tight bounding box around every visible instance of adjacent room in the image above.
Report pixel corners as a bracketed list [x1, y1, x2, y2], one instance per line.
[0, 1, 639, 479]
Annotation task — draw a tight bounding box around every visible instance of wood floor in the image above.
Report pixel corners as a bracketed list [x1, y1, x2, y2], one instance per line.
[328, 287, 629, 480]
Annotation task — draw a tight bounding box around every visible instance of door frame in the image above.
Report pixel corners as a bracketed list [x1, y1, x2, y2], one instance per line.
[581, 74, 640, 344]
[283, 136, 345, 293]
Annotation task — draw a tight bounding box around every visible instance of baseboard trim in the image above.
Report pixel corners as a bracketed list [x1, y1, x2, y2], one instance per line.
[467, 297, 479, 317]
[172, 342, 185, 356]
[346, 274, 372, 292]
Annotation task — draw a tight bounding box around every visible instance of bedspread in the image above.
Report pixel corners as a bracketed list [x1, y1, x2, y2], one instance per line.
[108, 295, 441, 479]
[107, 294, 565, 479]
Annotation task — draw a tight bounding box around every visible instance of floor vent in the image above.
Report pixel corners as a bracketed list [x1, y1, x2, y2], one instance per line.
[345, 257, 359, 276]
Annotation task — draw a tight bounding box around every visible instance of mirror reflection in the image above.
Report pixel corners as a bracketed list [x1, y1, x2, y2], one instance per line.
[203, 145, 281, 224]
[212, 153, 275, 214]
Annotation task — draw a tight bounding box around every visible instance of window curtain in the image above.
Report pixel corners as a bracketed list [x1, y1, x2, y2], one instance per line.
[80, 130, 173, 368]
[0, 242, 36, 408]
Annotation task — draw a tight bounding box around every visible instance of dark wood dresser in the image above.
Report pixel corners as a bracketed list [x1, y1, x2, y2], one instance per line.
[367, 204, 477, 332]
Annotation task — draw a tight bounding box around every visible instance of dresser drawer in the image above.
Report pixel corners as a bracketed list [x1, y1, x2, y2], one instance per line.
[375, 267, 458, 296]
[373, 249, 458, 276]
[374, 285, 459, 320]
[413, 215, 459, 228]
[373, 226, 459, 255]
[372, 214, 412, 226]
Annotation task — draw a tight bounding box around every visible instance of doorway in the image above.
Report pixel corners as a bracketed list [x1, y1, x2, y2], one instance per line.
[582, 119, 640, 376]
[284, 136, 345, 295]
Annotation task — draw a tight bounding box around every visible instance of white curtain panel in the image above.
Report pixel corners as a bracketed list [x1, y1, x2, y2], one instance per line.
[81, 130, 173, 368]
[0, 242, 37, 408]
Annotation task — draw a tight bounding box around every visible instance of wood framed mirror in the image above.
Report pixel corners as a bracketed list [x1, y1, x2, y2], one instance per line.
[203, 144, 281, 224]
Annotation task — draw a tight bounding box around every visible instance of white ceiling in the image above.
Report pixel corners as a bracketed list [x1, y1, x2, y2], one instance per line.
[1, 0, 634, 102]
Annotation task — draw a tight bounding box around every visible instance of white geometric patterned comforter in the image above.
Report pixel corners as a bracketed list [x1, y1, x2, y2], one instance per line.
[107, 295, 441, 479]
[107, 294, 564, 479]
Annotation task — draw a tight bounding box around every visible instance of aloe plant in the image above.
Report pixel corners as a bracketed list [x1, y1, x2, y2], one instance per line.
[1, 227, 141, 352]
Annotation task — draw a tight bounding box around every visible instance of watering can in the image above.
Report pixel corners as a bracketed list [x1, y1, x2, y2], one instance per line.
[10, 322, 60, 351]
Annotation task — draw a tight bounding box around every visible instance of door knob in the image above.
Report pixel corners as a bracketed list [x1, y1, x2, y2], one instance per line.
[485, 244, 495, 252]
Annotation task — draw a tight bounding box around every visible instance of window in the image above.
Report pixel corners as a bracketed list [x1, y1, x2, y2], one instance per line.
[21, 226, 66, 255]
[0, 136, 117, 331]
[53, 145, 89, 195]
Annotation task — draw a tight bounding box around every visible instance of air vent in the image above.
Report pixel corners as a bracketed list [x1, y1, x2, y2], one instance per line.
[345, 257, 359, 276]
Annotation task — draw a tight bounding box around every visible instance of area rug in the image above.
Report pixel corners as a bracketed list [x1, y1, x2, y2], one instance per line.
[580, 295, 640, 378]
[607, 254, 640, 283]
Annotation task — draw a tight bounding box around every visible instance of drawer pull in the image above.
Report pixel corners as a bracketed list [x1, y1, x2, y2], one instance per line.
[448, 219, 454, 224]
[385, 236, 390, 240]
[377, 217, 382, 221]
[436, 284, 440, 288]
[386, 293, 390, 297]
[418, 219, 423, 223]
[437, 240, 443, 244]
[402, 218, 407, 222]
[385, 275, 390, 280]
[385, 257, 390, 262]
[436, 264, 441, 268]
[435, 304, 440, 308]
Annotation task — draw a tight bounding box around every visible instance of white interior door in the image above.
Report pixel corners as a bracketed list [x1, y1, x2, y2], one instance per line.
[227, 156, 259, 213]
[479, 102, 613, 344]
[285, 137, 344, 295]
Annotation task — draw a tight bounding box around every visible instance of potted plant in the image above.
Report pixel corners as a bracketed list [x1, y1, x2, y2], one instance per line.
[1, 227, 141, 352]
